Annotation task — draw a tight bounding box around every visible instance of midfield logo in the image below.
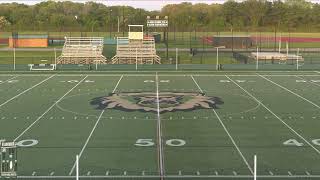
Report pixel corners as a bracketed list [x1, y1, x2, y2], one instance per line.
[91, 92, 223, 113]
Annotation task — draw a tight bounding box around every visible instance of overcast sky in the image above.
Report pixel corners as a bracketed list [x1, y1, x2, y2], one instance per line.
[0, 0, 319, 11]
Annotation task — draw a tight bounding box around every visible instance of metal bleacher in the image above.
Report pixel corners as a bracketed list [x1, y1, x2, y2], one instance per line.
[57, 37, 107, 64]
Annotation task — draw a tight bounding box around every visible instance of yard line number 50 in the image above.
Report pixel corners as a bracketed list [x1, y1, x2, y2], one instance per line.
[135, 139, 186, 147]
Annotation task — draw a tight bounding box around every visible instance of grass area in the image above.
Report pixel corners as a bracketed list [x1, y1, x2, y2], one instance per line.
[0, 72, 320, 179]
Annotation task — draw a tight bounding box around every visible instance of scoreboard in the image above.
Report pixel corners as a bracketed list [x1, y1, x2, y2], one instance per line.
[0, 141, 17, 178]
[147, 16, 168, 28]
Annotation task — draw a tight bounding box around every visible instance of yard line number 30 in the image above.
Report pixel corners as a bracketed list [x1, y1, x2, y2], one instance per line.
[135, 139, 186, 147]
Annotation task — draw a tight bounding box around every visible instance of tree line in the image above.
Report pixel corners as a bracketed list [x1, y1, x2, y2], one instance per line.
[0, 0, 319, 32]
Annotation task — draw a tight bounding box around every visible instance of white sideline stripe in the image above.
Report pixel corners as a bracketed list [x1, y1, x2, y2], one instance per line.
[1, 74, 320, 77]
[17, 175, 320, 178]
[155, 72, 165, 179]
[0, 75, 55, 108]
[259, 74, 320, 109]
[69, 75, 123, 176]
[191, 76, 254, 175]
[0, 75, 18, 85]
[69, 110, 105, 175]
[295, 75, 320, 88]
[14, 75, 87, 142]
[226, 75, 320, 155]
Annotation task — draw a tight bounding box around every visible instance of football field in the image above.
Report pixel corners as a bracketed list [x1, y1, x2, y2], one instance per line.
[1, 71, 320, 179]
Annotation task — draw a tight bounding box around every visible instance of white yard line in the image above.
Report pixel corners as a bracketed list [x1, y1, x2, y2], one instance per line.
[259, 74, 320, 109]
[191, 75, 204, 93]
[0, 75, 55, 108]
[68, 110, 105, 175]
[15, 175, 320, 179]
[226, 75, 320, 155]
[112, 75, 123, 93]
[155, 72, 165, 179]
[14, 75, 88, 142]
[295, 75, 320, 88]
[191, 75, 254, 175]
[0, 75, 19, 85]
[69, 75, 123, 176]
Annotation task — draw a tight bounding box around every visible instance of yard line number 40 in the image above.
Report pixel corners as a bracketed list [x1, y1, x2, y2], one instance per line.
[284, 139, 320, 147]
[135, 139, 186, 147]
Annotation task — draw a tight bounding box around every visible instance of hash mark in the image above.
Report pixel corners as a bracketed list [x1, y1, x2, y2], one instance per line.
[269, 171, 274, 176]
[306, 171, 311, 176]
[233, 171, 237, 176]
[288, 171, 293, 176]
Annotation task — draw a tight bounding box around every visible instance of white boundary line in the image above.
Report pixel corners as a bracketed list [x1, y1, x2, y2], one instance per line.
[191, 75, 254, 175]
[0, 70, 318, 73]
[1, 74, 320, 77]
[295, 75, 320, 88]
[155, 72, 165, 179]
[225, 75, 320, 155]
[69, 75, 123, 176]
[14, 75, 88, 142]
[16, 175, 320, 178]
[0, 75, 55, 109]
[259, 74, 320, 109]
[0, 75, 18, 85]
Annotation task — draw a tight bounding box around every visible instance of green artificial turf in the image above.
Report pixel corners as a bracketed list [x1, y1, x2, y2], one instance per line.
[0, 72, 320, 180]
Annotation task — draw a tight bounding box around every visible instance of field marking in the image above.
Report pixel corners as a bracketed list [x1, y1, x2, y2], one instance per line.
[1, 73, 320, 77]
[155, 72, 165, 179]
[0, 75, 55, 109]
[0, 75, 18, 85]
[259, 74, 320, 109]
[112, 75, 123, 93]
[191, 75, 204, 93]
[14, 75, 88, 142]
[16, 175, 320, 178]
[191, 75, 254, 175]
[295, 75, 320, 88]
[69, 75, 123, 176]
[68, 110, 105, 176]
[226, 75, 320, 155]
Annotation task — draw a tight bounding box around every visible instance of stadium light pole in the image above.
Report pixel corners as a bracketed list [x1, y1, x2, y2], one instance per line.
[215, 46, 225, 71]
[75, 15, 81, 37]
[54, 48, 57, 70]
[176, 48, 178, 70]
[256, 47, 259, 70]
[13, 47, 16, 71]
[109, 9, 112, 38]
